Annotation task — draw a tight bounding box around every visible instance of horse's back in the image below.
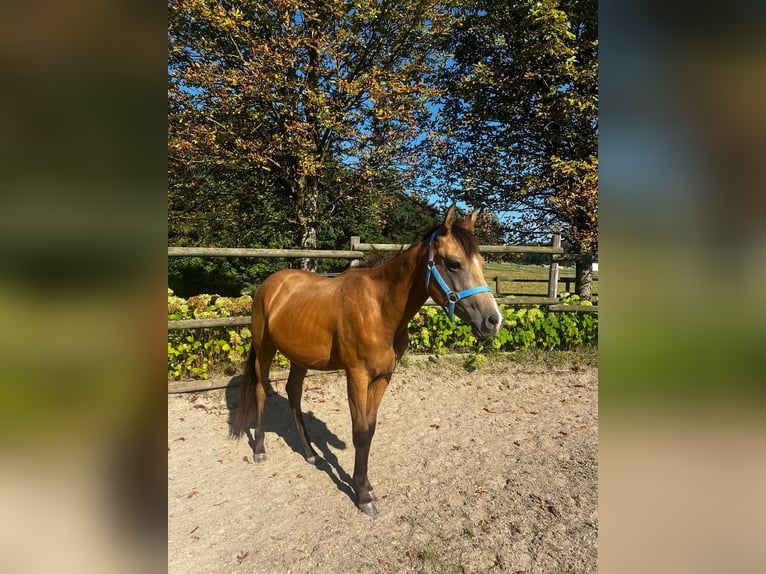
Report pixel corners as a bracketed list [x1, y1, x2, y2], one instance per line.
[251, 269, 349, 370]
[255, 267, 374, 307]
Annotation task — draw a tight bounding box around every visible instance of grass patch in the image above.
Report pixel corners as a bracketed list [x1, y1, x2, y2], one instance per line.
[406, 541, 465, 574]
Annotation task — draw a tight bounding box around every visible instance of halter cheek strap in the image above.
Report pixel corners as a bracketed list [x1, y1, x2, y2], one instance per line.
[425, 231, 493, 323]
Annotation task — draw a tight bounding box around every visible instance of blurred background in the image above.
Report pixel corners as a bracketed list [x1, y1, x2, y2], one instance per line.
[0, 2, 166, 573]
[600, 0, 766, 572]
[0, 1, 764, 573]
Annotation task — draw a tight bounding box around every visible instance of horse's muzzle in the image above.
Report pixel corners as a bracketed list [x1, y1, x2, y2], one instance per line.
[470, 310, 503, 340]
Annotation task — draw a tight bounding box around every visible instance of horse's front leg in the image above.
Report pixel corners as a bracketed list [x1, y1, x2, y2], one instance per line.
[351, 427, 376, 516]
[347, 369, 376, 516]
[347, 370, 391, 517]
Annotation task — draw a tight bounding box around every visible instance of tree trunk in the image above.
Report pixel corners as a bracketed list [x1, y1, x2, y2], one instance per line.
[298, 30, 320, 273]
[296, 175, 319, 272]
[575, 254, 594, 301]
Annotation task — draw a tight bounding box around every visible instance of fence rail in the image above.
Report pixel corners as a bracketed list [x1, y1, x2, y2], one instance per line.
[168, 232, 596, 331]
[349, 237, 565, 255]
[168, 246, 364, 259]
[168, 316, 251, 330]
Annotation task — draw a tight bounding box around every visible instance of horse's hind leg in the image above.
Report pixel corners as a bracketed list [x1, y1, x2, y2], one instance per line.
[286, 364, 320, 464]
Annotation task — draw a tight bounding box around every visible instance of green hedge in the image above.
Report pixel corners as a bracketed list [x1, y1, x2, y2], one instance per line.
[168, 289, 597, 379]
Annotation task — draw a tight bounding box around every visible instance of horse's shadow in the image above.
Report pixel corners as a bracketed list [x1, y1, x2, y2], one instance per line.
[224, 375, 356, 504]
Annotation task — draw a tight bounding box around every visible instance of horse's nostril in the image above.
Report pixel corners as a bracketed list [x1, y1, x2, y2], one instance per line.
[488, 313, 500, 325]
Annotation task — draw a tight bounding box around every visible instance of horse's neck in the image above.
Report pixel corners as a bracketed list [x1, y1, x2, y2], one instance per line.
[372, 241, 429, 330]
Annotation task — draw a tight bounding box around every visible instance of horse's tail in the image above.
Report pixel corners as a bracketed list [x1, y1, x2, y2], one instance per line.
[230, 344, 258, 439]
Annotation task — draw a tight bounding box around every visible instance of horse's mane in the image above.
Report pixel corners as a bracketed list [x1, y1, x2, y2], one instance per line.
[421, 224, 480, 259]
[345, 223, 479, 272]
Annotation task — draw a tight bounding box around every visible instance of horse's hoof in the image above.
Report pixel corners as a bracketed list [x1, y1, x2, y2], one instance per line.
[253, 453, 266, 463]
[369, 490, 378, 502]
[358, 501, 378, 518]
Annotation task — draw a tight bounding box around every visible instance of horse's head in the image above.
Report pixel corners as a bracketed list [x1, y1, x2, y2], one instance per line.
[426, 206, 503, 339]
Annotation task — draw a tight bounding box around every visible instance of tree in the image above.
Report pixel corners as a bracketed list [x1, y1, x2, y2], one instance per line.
[433, 0, 597, 295]
[167, 169, 295, 296]
[167, 145, 439, 295]
[168, 0, 450, 270]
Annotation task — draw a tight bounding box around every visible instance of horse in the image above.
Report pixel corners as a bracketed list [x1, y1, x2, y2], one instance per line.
[232, 206, 503, 517]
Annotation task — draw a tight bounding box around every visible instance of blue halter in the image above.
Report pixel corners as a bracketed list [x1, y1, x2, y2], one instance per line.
[425, 231, 493, 323]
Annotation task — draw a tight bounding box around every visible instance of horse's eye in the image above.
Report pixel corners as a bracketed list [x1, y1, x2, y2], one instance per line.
[446, 259, 462, 271]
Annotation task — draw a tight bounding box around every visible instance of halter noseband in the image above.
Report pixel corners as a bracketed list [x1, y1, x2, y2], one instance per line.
[425, 230, 493, 323]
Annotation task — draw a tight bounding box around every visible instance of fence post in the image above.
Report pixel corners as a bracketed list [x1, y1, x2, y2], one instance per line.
[547, 232, 561, 299]
[494, 276, 501, 294]
[350, 236, 361, 267]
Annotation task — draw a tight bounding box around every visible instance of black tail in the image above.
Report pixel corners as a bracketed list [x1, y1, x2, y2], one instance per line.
[230, 345, 258, 439]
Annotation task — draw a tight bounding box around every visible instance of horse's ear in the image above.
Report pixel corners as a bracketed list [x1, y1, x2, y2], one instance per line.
[442, 205, 457, 234]
[458, 209, 478, 233]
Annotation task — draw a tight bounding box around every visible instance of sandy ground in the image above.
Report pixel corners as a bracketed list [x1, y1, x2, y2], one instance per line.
[168, 358, 597, 573]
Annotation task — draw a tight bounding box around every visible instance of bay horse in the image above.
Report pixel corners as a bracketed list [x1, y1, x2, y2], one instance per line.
[232, 206, 502, 516]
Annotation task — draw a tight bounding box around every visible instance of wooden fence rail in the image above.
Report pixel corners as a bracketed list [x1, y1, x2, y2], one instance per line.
[349, 237, 565, 255]
[168, 316, 251, 330]
[168, 246, 364, 259]
[168, 232, 596, 331]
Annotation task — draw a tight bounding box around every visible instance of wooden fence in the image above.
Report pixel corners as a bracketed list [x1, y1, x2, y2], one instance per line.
[168, 233, 596, 331]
